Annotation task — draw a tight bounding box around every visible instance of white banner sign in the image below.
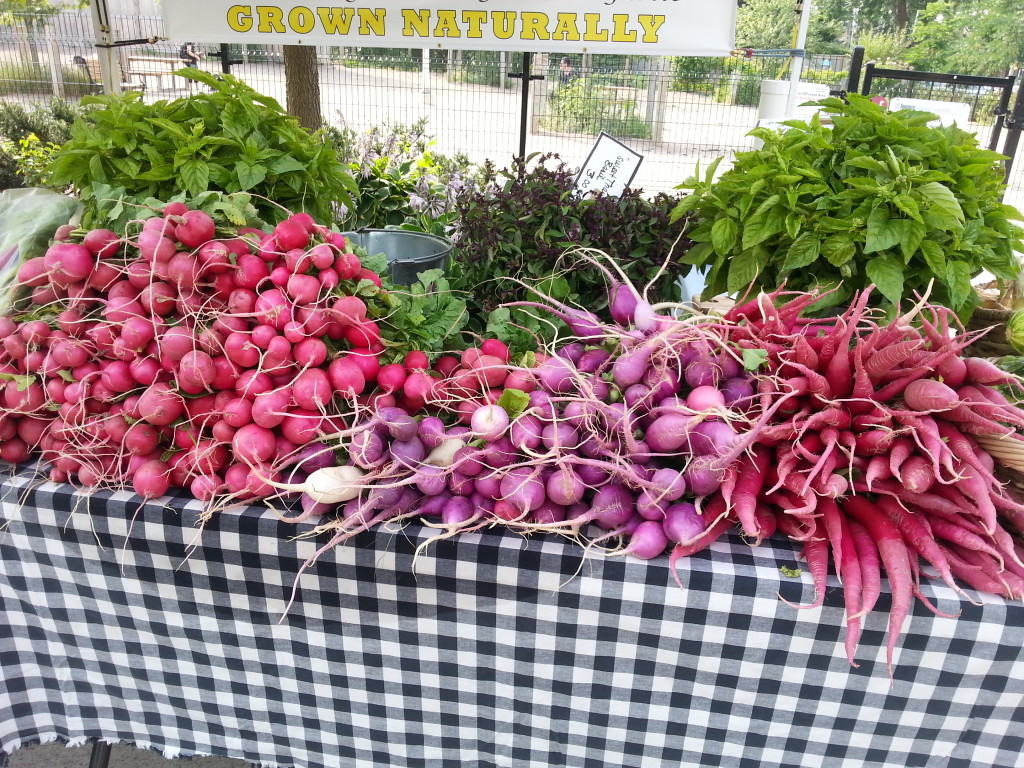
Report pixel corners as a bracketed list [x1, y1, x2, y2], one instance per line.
[162, 1, 736, 56]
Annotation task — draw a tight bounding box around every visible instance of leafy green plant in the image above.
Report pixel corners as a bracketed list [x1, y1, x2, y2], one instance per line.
[452, 153, 690, 344]
[0, 62, 94, 98]
[354, 250, 468, 360]
[543, 80, 651, 139]
[45, 71, 356, 228]
[0, 133, 59, 187]
[332, 118, 480, 234]
[670, 56, 721, 94]
[0, 97, 89, 191]
[672, 94, 1024, 317]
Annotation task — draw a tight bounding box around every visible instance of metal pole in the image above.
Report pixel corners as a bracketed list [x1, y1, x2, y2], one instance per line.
[1000, 73, 1024, 185]
[847, 45, 864, 95]
[88, 743, 112, 768]
[785, 0, 813, 116]
[518, 51, 532, 159]
[987, 70, 1017, 152]
[89, 0, 121, 95]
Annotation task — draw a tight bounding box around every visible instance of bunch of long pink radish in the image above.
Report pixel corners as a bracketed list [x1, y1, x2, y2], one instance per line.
[0, 202, 414, 503]
[707, 285, 1024, 677]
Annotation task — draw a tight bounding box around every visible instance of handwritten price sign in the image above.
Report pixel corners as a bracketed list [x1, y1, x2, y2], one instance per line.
[573, 132, 644, 198]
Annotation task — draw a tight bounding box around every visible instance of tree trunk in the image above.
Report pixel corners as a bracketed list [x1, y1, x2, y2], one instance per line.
[893, 0, 909, 29]
[283, 44, 322, 132]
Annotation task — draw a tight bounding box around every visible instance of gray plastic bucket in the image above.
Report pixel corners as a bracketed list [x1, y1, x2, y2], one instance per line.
[341, 228, 453, 286]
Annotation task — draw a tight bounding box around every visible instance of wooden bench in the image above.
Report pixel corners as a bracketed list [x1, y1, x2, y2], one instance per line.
[126, 56, 188, 90]
[74, 57, 145, 94]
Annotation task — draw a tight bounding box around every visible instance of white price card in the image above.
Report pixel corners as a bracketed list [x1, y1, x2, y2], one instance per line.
[573, 133, 644, 198]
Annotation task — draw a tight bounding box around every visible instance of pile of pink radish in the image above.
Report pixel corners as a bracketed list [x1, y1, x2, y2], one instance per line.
[0, 202, 436, 500]
[1, 203, 1024, 677]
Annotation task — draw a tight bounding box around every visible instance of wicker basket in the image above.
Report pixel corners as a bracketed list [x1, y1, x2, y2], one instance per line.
[974, 434, 1024, 474]
[964, 305, 1016, 358]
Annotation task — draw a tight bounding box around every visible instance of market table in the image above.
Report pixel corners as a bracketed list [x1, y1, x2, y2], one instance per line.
[1, 464, 1022, 768]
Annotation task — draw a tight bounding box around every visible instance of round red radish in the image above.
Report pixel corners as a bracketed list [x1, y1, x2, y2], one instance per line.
[404, 350, 429, 372]
[328, 357, 366, 396]
[254, 288, 293, 330]
[331, 295, 367, 326]
[274, 219, 310, 251]
[136, 382, 184, 426]
[190, 473, 224, 502]
[44, 242, 94, 285]
[223, 332, 261, 368]
[356, 268, 382, 288]
[16, 257, 48, 287]
[307, 243, 335, 270]
[460, 347, 483, 369]
[403, 371, 434, 403]
[433, 355, 460, 378]
[251, 388, 292, 429]
[197, 240, 232, 274]
[178, 350, 216, 391]
[234, 253, 270, 291]
[280, 409, 324, 445]
[343, 320, 380, 348]
[377, 363, 407, 393]
[292, 368, 332, 411]
[235, 370, 273, 400]
[232, 423, 277, 465]
[175, 210, 216, 248]
[480, 338, 510, 364]
[334, 252, 361, 280]
[293, 337, 327, 368]
[288, 212, 317, 233]
[133, 459, 171, 499]
[222, 397, 253, 428]
[123, 422, 160, 455]
[0, 437, 30, 464]
[163, 201, 188, 217]
[82, 228, 120, 258]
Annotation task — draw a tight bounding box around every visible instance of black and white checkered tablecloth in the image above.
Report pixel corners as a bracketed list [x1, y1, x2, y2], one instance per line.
[1, 464, 1022, 768]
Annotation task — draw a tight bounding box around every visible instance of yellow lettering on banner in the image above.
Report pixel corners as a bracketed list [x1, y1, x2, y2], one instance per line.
[491, 11, 515, 40]
[551, 13, 581, 42]
[256, 6, 286, 33]
[434, 10, 460, 37]
[462, 10, 487, 38]
[358, 8, 385, 35]
[638, 15, 665, 42]
[611, 14, 636, 42]
[227, 5, 253, 32]
[318, 7, 355, 34]
[401, 9, 429, 36]
[225, 8, 663, 46]
[519, 12, 549, 40]
[583, 13, 608, 42]
[289, 6, 315, 34]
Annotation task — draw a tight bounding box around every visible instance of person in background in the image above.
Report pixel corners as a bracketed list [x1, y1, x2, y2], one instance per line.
[559, 57, 576, 85]
[180, 42, 204, 69]
[179, 42, 205, 92]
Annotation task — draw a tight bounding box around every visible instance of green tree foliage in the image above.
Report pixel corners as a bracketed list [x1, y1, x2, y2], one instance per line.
[0, 0, 58, 33]
[736, 0, 846, 53]
[907, 0, 1024, 76]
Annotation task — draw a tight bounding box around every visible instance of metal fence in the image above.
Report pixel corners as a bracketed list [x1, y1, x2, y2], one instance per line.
[0, 9, 1021, 208]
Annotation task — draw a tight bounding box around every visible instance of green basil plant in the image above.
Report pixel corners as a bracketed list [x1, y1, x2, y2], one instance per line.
[672, 94, 1024, 317]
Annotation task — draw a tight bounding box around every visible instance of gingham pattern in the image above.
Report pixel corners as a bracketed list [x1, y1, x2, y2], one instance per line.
[1, 465, 1023, 768]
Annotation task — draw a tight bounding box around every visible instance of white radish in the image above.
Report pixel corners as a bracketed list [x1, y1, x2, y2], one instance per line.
[263, 465, 366, 504]
[423, 438, 467, 468]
